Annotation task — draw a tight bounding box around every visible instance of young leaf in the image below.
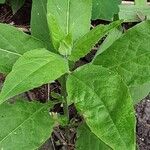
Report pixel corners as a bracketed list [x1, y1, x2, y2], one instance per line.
[58, 33, 73, 56]
[0, 49, 69, 104]
[93, 21, 150, 103]
[9, 0, 25, 14]
[0, 100, 55, 149]
[92, 0, 121, 20]
[67, 64, 135, 150]
[47, 0, 92, 51]
[31, 0, 54, 50]
[76, 123, 111, 150]
[0, 23, 45, 74]
[69, 20, 122, 62]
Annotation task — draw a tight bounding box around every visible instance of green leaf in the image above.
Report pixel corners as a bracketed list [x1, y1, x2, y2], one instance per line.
[9, 0, 25, 14]
[135, 0, 147, 6]
[92, 0, 121, 20]
[76, 123, 111, 150]
[93, 21, 150, 103]
[94, 27, 122, 57]
[67, 64, 135, 150]
[0, 23, 45, 74]
[119, 5, 150, 22]
[130, 83, 150, 104]
[0, 0, 5, 3]
[0, 100, 55, 149]
[0, 49, 69, 104]
[31, 0, 54, 50]
[58, 33, 73, 56]
[47, 0, 92, 51]
[69, 20, 122, 62]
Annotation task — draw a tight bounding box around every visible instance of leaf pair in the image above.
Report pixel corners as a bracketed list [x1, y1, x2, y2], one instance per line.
[46, 0, 92, 55]
[0, 19, 122, 104]
[31, 0, 92, 54]
[32, 0, 122, 59]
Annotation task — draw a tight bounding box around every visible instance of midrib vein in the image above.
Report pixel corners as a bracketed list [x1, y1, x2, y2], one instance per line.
[66, 0, 71, 34]
[0, 48, 21, 56]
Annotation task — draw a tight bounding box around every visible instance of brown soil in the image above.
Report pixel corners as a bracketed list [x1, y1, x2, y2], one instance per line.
[136, 96, 150, 150]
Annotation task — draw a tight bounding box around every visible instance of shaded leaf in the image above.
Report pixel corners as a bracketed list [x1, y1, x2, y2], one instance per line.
[0, 23, 45, 74]
[0, 100, 55, 150]
[9, 0, 25, 13]
[93, 21, 150, 103]
[0, 49, 69, 104]
[92, 0, 121, 20]
[67, 64, 135, 150]
[31, 0, 54, 50]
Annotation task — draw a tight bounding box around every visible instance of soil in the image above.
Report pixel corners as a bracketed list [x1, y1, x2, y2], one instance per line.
[0, 1, 150, 150]
[136, 96, 150, 150]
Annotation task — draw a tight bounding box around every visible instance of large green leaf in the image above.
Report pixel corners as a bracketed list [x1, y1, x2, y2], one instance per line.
[69, 21, 122, 62]
[93, 21, 150, 103]
[76, 123, 111, 150]
[92, 0, 121, 20]
[0, 23, 45, 74]
[47, 0, 92, 51]
[9, 0, 25, 13]
[0, 49, 69, 104]
[0, 100, 55, 149]
[67, 64, 135, 150]
[31, 0, 54, 50]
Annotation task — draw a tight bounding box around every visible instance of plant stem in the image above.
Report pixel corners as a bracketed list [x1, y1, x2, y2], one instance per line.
[61, 74, 69, 123]
[61, 73, 70, 143]
[47, 83, 50, 101]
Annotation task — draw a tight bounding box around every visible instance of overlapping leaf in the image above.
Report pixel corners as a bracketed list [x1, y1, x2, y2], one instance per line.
[47, 0, 92, 51]
[69, 21, 122, 62]
[67, 64, 135, 150]
[0, 23, 45, 74]
[0, 100, 55, 150]
[0, 49, 69, 104]
[94, 27, 122, 57]
[93, 21, 150, 103]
